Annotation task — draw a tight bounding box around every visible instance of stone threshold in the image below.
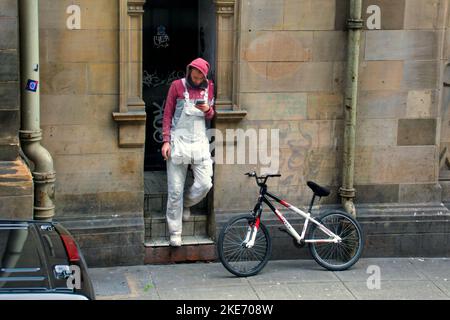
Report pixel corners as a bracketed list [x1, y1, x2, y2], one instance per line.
[144, 235, 214, 247]
[144, 238, 217, 264]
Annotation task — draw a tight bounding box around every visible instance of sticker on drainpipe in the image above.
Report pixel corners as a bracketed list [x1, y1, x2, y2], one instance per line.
[25, 80, 39, 92]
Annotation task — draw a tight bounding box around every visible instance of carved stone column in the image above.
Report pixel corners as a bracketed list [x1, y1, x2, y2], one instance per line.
[214, 0, 247, 121]
[112, 0, 146, 147]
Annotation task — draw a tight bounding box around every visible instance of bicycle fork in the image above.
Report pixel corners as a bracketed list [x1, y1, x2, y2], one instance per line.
[243, 218, 260, 248]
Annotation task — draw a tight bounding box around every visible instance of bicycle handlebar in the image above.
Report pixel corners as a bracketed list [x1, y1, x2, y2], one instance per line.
[244, 171, 281, 186]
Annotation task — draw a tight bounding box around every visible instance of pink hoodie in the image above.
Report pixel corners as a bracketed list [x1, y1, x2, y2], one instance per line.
[162, 58, 215, 143]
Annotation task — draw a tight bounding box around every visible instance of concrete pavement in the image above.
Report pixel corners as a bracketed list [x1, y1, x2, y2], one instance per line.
[88, 258, 450, 300]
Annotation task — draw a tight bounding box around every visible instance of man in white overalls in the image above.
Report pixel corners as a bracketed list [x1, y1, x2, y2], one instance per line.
[161, 58, 215, 246]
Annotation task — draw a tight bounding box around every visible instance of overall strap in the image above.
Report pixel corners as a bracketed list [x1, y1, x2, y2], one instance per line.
[204, 80, 209, 102]
[181, 78, 190, 102]
[182, 78, 210, 102]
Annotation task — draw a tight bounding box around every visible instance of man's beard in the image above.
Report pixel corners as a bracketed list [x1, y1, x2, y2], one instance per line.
[186, 74, 208, 90]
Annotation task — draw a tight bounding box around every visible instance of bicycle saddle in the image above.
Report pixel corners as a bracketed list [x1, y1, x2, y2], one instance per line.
[307, 181, 331, 197]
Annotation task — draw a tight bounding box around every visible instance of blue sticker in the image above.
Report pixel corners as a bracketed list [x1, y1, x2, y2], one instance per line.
[26, 79, 39, 92]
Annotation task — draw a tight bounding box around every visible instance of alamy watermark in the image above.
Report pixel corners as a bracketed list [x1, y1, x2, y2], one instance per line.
[366, 265, 381, 290]
[170, 120, 280, 174]
[66, 265, 81, 290]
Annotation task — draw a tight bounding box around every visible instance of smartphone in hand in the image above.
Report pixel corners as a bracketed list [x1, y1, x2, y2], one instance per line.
[195, 99, 206, 105]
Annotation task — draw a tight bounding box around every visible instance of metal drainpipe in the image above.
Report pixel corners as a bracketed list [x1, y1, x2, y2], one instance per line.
[18, 0, 56, 221]
[339, 0, 363, 218]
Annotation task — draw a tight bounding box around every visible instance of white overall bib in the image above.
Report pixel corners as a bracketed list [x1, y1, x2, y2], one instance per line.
[166, 78, 213, 236]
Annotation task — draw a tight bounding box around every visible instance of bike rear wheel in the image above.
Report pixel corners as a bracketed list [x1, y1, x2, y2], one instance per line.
[218, 214, 272, 277]
[308, 211, 363, 271]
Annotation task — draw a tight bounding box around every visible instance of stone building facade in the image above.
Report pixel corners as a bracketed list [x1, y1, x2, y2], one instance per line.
[0, 0, 33, 220]
[1, 0, 450, 267]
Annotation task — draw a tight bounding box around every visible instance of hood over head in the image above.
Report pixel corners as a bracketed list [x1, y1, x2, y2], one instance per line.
[186, 58, 210, 89]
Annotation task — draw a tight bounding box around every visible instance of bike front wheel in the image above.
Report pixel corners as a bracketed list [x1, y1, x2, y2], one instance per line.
[217, 214, 272, 277]
[308, 211, 364, 271]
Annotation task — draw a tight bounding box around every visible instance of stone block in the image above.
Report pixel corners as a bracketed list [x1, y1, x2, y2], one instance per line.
[402, 61, 437, 90]
[46, 29, 118, 63]
[404, 0, 440, 30]
[275, 146, 342, 197]
[313, 31, 347, 62]
[356, 119, 398, 146]
[40, 62, 88, 95]
[0, 109, 19, 140]
[241, 0, 284, 31]
[365, 30, 437, 61]
[53, 152, 143, 194]
[284, 0, 336, 31]
[41, 123, 118, 155]
[73, 230, 144, 250]
[87, 63, 119, 95]
[194, 220, 207, 236]
[307, 93, 343, 120]
[359, 61, 403, 91]
[80, 244, 144, 267]
[242, 31, 313, 62]
[217, 29, 234, 62]
[354, 146, 436, 184]
[0, 195, 33, 220]
[239, 119, 344, 150]
[0, 18, 18, 49]
[151, 221, 166, 238]
[239, 92, 307, 121]
[41, 94, 118, 126]
[240, 61, 334, 92]
[55, 191, 144, 216]
[0, 144, 20, 161]
[406, 90, 436, 118]
[399, 183, 442, 203]
[0, 51, 18, 81]
[445, 29, 450, 59]
[397, 119, 437, 146]
[0, 82, 19, 110]
[0, 160, 33, 220]
[117, 122, 146, 148]
[0, 159, 33, 196]
[183, 221, 194, 236]
[0, 0, 17, 17]
[144, 244, 216, 264]
[355, 184, 400, 203]
[358, 91, 408, 119]
[331, 61, 346, 92]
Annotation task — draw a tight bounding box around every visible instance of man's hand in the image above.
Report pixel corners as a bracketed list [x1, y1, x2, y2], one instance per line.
[161, 142, 171, 160]
[195, 102, 210, 113]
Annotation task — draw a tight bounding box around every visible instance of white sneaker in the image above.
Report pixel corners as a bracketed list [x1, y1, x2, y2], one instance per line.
[169, 234, 182, 247]
[182, 206, 191, 222]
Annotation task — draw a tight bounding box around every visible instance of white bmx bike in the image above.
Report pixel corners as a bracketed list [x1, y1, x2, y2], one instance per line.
[217, 171, 364, 277]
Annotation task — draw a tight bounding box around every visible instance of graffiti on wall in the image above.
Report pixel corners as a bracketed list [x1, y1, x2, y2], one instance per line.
[152, 99, 165, 144]
[143, 70, 185, 88]
[153, 25, 170, 48]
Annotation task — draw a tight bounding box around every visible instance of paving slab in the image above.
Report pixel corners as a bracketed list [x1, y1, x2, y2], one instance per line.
[89, 267, 132, 297]
[343, 280, 448, 300]
[333, 258, 427, 282]
[146, 262, 248, 290]
[157, 285, 259, 300]
[245, 259, 341, 285]
[408, 258, 450, 281]
[252, 282, 355, 300]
